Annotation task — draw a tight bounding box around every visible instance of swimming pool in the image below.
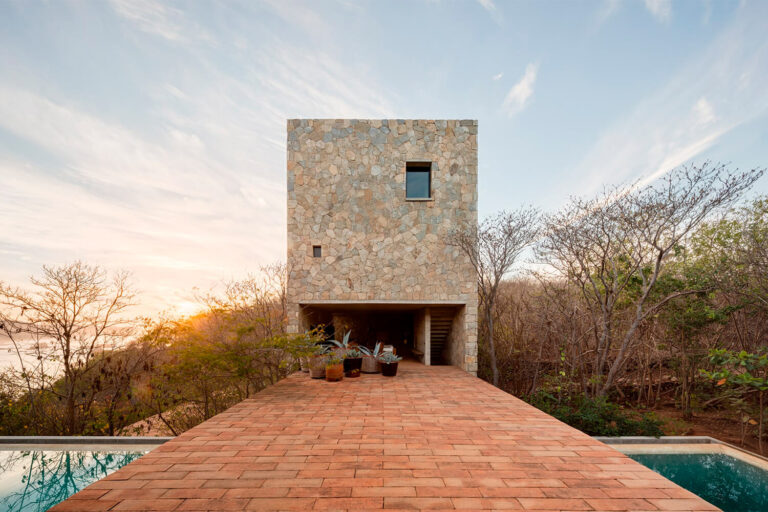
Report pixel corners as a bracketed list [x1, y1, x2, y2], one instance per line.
[602, 437, 768, 512]
[0, 439, 166, 512]
[628, 452, 768, 512]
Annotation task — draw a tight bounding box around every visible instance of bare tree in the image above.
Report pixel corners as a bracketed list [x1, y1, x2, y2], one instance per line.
[0, 262, 135, 434]
[200, 262, 289, 339]
[451, 208, 540, 386]
[540, 162, 764, 396]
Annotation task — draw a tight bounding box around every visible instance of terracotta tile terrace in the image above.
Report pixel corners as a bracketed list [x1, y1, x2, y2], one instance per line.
[54, 362, 718, 511]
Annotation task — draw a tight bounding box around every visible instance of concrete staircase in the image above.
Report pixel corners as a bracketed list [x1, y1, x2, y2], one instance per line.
[429, 308, 454, 365]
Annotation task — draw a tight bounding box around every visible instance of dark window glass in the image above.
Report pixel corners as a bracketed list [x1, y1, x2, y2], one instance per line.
[406, 162, 431, 199]
[312, 245, 322, 258]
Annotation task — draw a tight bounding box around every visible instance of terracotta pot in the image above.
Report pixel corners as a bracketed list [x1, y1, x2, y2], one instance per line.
[344, 357, 362, 378]
[361, 356, 381, 374]
[309, 355, 326, 379]
[325, 363, 344, 382]
[381, 362, 399, 377]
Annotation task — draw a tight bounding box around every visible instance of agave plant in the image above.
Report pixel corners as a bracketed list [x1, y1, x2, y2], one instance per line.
[359, 342, 382, 358]
[379, 351, 402, 377]
[312, 344, 330, 356]
[359, 342, 382, 374]
[345, 348, 364, 359]
[378, 352, 402, 364]
[329, 330, 352, 350]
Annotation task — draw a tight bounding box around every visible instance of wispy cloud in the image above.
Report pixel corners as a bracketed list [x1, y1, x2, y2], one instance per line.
[0, 2, 394, 315]
[644, 0, 672, 23]
[109, 0, 214, 43]
[568, 3, 768, 197]
[502, 63, 538, 117]
[692, 96, 716, 126]
[475, 0, 503, 23]
[476, 0, 496, 13]
[701, 0, 713, 25]
[596, 0, 621, 24]
[492, 72, 503, 81]
[109, 0, 185, 41]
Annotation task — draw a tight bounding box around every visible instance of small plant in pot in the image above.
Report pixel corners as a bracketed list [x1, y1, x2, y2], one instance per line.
[329, 330, 362, 377]
[360, 342, 382, 374]
[379, 352, 403, 377]
[308, 346, 329, 379]
[325, 353, 344, 382]
[344, 348, 364, 378]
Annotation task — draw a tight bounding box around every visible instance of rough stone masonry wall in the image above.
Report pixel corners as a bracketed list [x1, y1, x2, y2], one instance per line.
[286, 119, 478, 373]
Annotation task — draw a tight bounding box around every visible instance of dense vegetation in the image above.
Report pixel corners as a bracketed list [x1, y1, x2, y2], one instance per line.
[0, 264, 319, 436]
[471, 165, 768, 451]
[1, 162, 767, 454]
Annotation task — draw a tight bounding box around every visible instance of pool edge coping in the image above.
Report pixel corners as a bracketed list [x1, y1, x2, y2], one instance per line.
[0, 436, 173, 450]
[597, 435, 768, 471]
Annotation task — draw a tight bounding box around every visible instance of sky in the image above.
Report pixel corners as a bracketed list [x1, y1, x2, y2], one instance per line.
[1, 0, 768, 317]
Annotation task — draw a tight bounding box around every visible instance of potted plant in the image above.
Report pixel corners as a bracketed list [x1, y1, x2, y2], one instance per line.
[329, 330, 352, 351]
[325, 353, 344, 382]
[344, 347, 364, 378]
[379, 352, 402, 377]
[360, 342, 382, 374]
[308, 346, 329, 379]
[329, 330, 361, 377]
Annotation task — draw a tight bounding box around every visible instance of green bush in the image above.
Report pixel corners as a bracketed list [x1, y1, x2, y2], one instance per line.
[527, 391, 664, 437]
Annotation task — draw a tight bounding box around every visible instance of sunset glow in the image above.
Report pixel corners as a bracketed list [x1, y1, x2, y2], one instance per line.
[1, 1, 767, 316]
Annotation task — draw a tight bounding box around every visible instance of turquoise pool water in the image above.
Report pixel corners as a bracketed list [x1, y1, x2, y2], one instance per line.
[0, 448, 146, 512]
[629, 452, 768, 512]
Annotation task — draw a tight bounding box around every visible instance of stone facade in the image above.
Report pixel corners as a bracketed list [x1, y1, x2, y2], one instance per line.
[286, 119, 478, 373]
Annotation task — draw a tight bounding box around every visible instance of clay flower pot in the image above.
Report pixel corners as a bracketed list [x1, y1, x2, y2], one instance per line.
[309, 355, 326, 379]
[325, 363, 344, 382]
[361, 356, 381, 374]
[381, 362, 399, 377]
[344, 357, 362, 378]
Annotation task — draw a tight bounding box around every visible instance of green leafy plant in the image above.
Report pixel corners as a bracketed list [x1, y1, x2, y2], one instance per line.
[527, 391, 664, 437]
[325, 354, 343, 367]
[701, 348, 768, 453]
[296, 328, 327, 357]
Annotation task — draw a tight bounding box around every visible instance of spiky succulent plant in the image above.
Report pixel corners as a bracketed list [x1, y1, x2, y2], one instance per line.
[329, 330, 352, 350]
[345, 348, 364, 359]
[378, 352, 402, 364]
[360, 342, 382, 358]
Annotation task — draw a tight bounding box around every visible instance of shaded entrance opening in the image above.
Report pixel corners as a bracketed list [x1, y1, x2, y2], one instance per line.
[299, 303, 464, 366]
[303, 307, 414, 358]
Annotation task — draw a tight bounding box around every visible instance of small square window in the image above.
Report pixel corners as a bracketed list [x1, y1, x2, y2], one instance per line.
[312, 245, 322, 258]
[406, 162, 431, 199]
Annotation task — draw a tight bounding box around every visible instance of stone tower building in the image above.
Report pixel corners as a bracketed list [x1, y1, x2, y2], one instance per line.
[286, 119, 478, 374]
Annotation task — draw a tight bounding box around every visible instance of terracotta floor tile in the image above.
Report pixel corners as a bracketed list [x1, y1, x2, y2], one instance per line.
[54, 363, 716, 511]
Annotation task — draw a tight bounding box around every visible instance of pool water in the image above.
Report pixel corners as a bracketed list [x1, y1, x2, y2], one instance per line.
[0, 449, 146, 512]
[629, 452, 768, 512]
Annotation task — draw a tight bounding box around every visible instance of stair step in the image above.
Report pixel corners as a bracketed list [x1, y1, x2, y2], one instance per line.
[428, 309, 457, 365]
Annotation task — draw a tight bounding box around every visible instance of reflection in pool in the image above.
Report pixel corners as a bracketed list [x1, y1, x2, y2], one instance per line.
[629, 452, 768, 512]
[0, 449, 146, 512]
